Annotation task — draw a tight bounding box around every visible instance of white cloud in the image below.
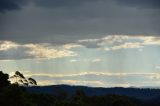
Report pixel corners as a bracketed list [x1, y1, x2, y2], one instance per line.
[0, 41, 19, 51]
[1, 35, 160, 60]
[138, 36, 160, 45]
[23, 71, 159, 78]
[37, 80, 55, 86]
[104, 48, 110, 51]
[77, 35, 160, 51]
[92, 58, 101, 62]
[109, 36, 160, 50]
[0, 41, 79, 60]
[9, 71, 160, 87]
[78, 39, 99, 43]
[35, 79, 103, 86]
[60, 80, 104, 87]
[70, 59, 77, 62]
[77, 35, 129, 48]
[62, 44, 83, 49]
[69, 58, 102, 63]
[109, 83, 131, 88]
[111, 42, 143, 50]
[24, 72, 90, 78]
[25, 44, 77, 59]
[101, 35, 129, 44]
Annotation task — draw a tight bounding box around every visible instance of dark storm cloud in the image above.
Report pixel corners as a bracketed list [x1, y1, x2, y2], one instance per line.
[1, 0, 159, 12]
[115, 0, 160, 9]
[0, 0, 160, 44]
[0, 0, 29, 12]
[33, 0, 96, 8]
[0, 0, 96, 12]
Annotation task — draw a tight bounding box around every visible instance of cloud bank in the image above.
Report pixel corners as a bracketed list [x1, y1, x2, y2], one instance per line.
[17, 71, 160, 87]
[0, 0, 160, 44]
[0, 41, 79, 60]
[1, 35, 160, 60]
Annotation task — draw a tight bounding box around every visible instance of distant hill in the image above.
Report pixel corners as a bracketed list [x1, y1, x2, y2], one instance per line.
[26, 84, 160, 100]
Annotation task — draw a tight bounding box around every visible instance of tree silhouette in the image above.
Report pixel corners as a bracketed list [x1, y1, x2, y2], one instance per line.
[28, 78, 37, 85]
[10, 71, 27, 85]
[15, 71, 25, 79]
[0, 71, 10, 88]
[10, 71, 37, 86]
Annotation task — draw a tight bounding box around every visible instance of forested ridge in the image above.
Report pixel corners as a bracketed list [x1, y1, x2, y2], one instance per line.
[1, 71, 160, 106]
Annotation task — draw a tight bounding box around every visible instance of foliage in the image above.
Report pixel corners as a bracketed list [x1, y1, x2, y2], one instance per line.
[0, 84, 35, 106]
[0, 71, 34, 106]
[10, 71, 37, 86]
[1, 71, 160, 106]
[28, 77, 37, 85]
[0, 71, 10, 88]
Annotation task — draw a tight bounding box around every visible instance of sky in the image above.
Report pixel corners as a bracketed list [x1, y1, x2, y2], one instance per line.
[0, 0, 160, 87]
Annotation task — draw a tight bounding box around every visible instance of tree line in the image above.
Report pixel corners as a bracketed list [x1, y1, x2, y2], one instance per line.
[10, 71, 37, 86]
[1, 71, 160, 106]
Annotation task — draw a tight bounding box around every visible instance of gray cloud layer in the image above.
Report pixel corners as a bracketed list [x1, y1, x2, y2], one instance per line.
[0, 0, 97, 12]
[0, 0, 159, 44]
[1, 0, 160, 12]
[0, 0, 29, 12]
[115, 0, 160, 9]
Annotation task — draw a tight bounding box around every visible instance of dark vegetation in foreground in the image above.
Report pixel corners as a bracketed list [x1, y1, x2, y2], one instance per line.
[1, 71, 160, 106]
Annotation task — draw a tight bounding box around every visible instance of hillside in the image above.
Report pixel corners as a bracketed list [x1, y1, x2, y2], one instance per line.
[27, 85, 160, 100]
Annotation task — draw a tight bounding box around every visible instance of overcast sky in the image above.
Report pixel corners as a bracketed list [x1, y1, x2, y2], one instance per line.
[0, 0, 160, 43]
[0, 0, 160, 87]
